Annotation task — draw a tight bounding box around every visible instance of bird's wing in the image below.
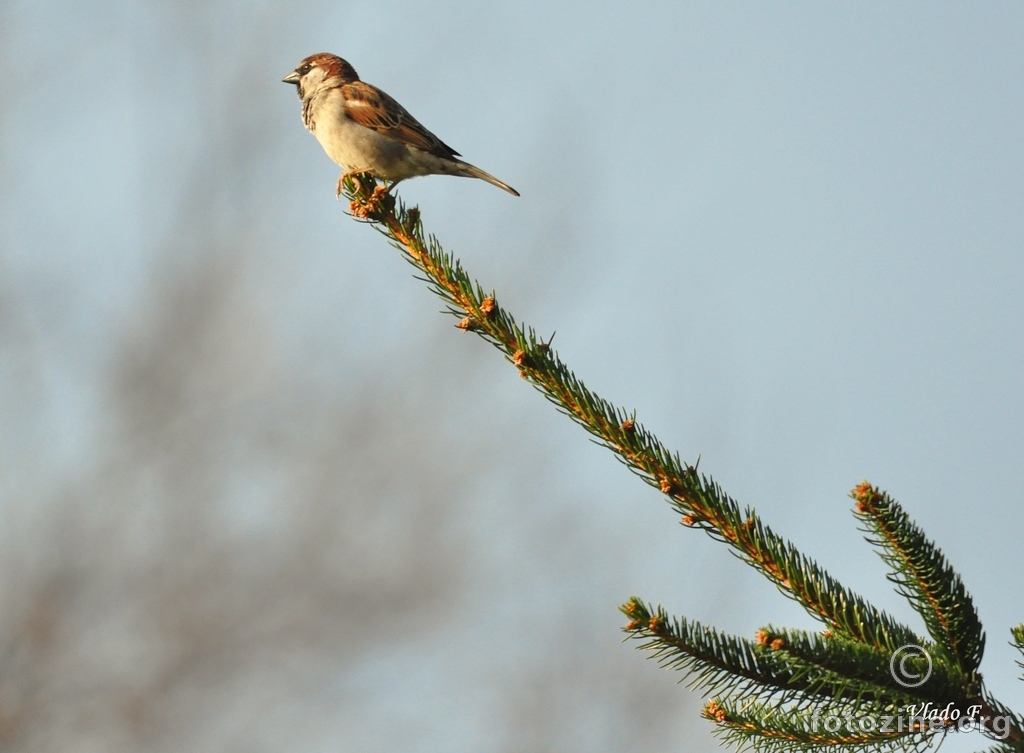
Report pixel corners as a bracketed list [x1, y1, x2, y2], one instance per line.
[341, 80, 460, 159]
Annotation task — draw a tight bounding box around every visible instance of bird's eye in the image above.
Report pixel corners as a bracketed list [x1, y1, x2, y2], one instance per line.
[299, 63, 312, 74]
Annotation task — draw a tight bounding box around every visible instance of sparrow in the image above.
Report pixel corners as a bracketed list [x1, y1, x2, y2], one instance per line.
[283, 53, 519, 197]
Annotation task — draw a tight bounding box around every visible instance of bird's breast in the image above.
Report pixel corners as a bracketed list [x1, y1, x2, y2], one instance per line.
[308, 92, 404, 174]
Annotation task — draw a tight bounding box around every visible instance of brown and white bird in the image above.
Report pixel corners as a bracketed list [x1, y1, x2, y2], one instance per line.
[283, 53, 519, 197]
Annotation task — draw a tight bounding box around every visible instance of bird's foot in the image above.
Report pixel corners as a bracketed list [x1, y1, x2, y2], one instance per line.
[345, 178, 395, 221]
[335, 169, 376, 200]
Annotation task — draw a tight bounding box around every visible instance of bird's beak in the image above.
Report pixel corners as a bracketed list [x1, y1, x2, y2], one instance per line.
[282, 70, 301, 85]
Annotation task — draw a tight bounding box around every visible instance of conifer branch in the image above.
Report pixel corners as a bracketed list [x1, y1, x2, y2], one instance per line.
[1010, 626, 1024, 678]
[752, 627, 961, 705]
[976, 694, 1024, 746]
[620, 599, 806, 701]
[852, 482, 985, 677]
[340, 179, 916, 653]
[340, 179, 1024, 751]
[621, 600, 918, 711]
[702, 698, 935, 753]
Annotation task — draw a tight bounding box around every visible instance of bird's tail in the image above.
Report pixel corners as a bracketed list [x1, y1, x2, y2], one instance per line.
[457, 161, 520, 196]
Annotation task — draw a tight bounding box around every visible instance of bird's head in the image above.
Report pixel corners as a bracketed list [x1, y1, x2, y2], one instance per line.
[282, 53, 359, 99]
